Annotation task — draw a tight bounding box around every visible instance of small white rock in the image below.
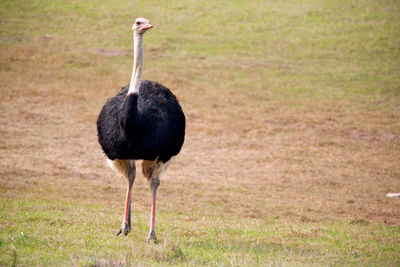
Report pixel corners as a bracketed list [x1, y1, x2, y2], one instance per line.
[386, 193, 400, 198]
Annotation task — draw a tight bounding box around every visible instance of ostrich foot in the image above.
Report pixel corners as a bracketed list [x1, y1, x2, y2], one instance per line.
[116, 222, 131, 236]
[147, 230, 158, 243]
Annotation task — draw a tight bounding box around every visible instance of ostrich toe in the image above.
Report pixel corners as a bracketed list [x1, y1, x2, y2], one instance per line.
[147, 230, 158, 243]
[116, 222, 131, 236]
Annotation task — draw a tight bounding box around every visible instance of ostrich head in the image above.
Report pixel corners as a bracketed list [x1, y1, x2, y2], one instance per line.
[132, 17, 153, 34]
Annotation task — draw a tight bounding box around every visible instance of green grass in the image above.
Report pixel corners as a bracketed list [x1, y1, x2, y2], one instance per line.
[2, 0, 399, 103]
[1, 198, 399, 266]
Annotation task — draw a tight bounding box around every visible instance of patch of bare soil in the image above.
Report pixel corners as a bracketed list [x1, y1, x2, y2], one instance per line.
[82, 48, 131, 57]
[1, 41, 399, 225]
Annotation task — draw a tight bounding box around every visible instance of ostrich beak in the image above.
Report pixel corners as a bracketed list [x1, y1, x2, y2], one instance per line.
[140, 24, 153, 30]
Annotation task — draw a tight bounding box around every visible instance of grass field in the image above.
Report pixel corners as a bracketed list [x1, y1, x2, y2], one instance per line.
[1, 0, 400, 265]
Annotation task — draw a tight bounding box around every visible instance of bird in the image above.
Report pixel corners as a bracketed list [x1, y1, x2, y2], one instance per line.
[96, 17, 185, 243]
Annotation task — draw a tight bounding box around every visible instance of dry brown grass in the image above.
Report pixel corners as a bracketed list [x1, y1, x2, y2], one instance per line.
[1, 37, 399, 228]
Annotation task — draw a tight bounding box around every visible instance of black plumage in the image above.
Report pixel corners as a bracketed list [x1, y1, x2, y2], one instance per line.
[97, 80, 185, 163]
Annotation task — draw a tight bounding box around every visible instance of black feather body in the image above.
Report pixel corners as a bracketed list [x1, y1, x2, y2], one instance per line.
[97, 80, 185, 163]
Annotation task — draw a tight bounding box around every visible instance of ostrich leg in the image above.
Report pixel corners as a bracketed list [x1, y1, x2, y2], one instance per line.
[117, 160, 136, 236]
[148, 175, 160, 243]
[142, 159, 173, 243]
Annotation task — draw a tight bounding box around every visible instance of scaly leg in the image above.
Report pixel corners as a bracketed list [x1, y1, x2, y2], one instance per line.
[142, 158, 174, 243]
[116, 160, 136, 236]
[147, 175, 160, 242]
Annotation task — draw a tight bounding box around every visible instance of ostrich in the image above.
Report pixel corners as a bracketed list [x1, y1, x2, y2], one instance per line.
[96, 17, 185, 242]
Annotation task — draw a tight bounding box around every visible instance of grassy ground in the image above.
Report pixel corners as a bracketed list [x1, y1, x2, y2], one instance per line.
[1, 0, 400, 265]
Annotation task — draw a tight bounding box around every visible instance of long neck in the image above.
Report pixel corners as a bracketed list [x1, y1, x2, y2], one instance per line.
[128, 32, 144, 95]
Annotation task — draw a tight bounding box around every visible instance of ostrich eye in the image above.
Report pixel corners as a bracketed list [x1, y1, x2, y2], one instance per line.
[136, 21, 141, 25]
